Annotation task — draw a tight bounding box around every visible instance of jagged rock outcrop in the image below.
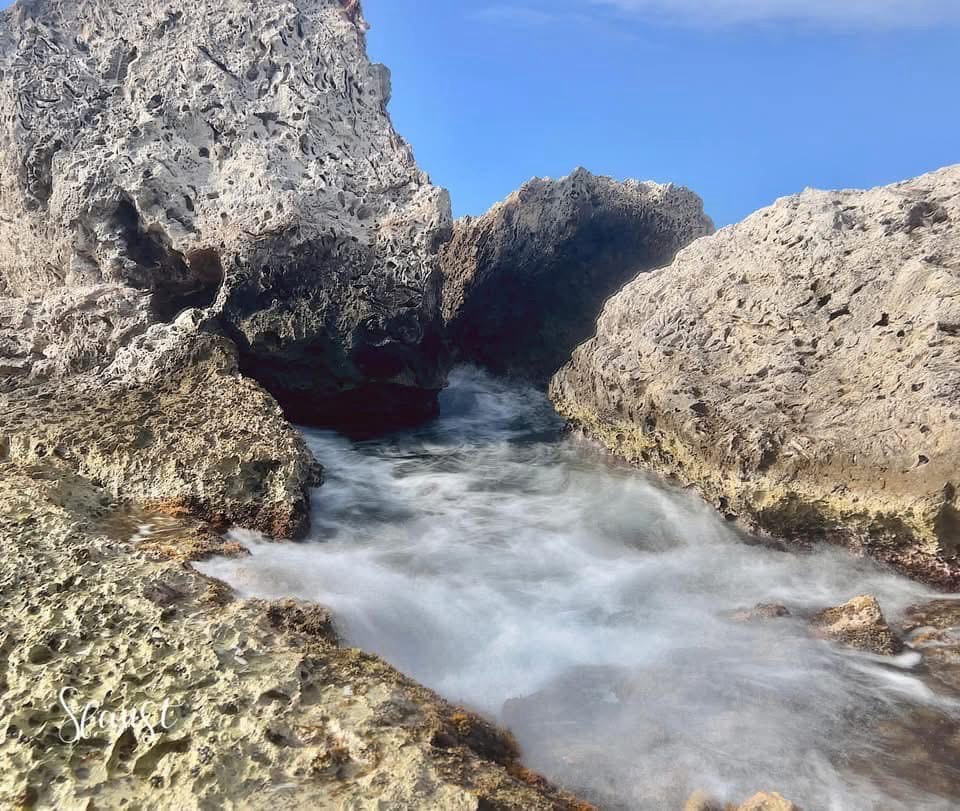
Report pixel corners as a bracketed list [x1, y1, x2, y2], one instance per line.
[1, 0, 451, 426]
[0, 333, 321, 538]
[0, 0, 453, 531]
[440, 169, 713, 383]
[551, 167, 960, 585]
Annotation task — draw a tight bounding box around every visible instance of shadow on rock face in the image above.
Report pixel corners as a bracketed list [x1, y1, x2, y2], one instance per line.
[219, 235, 449, 434]
[441, 169, 713, 385]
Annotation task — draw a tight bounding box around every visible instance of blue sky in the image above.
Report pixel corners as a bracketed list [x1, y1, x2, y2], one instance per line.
[363, 0, 960, 224]
[4, 0, 958, 225]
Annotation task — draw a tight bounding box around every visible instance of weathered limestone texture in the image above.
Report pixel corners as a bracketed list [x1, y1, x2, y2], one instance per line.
[552, 167, 960, 585]
[1, 0, 452, 426]
[0, 0, 457, 531]
[811, 595, 902, 655]
[0, 463, 590, 810]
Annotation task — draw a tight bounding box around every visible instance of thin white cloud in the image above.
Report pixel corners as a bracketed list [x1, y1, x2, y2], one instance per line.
[470, 5, 591, 26]
[469, 5, 641, 38]
[592, 0, 960, 28]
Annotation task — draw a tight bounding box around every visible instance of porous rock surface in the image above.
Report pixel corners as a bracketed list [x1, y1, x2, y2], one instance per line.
[0, 332, 321, 538]
[811, 595, 902, 656]
[0, 0, 455, 532]
[1, 0, 452, 426]
[440, 169, 712, 383]
[551, 166, 960, 585]
[685, 790, 799, 811]
[0, 463, 588, 810]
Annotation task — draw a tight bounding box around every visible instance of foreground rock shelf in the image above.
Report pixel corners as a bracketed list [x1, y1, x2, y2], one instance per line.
[0, 463, 589, 809]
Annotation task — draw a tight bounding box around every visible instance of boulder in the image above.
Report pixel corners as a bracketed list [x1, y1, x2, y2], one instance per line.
[0, 0, 452, 428]
[551, 167, 960, 585]
[811, 595, 902, 655]
[441, 168, 712, 383]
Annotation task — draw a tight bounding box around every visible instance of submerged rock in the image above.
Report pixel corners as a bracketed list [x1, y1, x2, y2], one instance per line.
[685, 790, 724, 811]
[441, 168, 712, 383]
[902, 599, 960, 637]
[551, 166, 960, 585]
[900, 599, 960, 695]
[728, 603, 791, 623]
[811, 595, 902, 655]
[0, 0, 451, 427]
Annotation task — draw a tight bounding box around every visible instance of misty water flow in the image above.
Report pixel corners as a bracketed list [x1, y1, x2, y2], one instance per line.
[200, 367, 960, 810]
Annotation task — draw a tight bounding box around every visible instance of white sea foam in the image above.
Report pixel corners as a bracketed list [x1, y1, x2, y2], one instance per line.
[200, 367, 957, 810]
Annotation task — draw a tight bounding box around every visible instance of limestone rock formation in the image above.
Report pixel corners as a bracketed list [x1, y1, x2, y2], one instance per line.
[0, 462, 588, 810]
[0, 333, 321, 538]
[551, 166, 960, 585]
[440, 169, 712, 383]
[811, 595, 902, 655]
[1, 0, 451, 427]
[0, 0, 455, 532]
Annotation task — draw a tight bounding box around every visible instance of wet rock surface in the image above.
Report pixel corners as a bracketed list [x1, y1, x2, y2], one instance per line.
[551, 166, 960, 585]
[900, 598, 960, 695]
[727, 603, 792, 623]
[441, 169, 712, 383]
[811, 595, 903, 655]
[0, 463, 588, 810]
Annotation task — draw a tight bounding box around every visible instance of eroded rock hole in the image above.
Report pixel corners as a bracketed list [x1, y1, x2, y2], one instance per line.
[112, 200, 224, 321]
[154, 247, 225, 321]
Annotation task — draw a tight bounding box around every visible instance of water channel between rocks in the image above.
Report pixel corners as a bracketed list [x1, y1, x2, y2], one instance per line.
[199, 367, 960, 810]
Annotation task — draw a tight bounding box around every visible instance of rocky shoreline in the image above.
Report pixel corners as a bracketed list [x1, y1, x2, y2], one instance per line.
[1, 0, 958, 807]
[549, 167, 960, 588]
[0, 461, 593, 810]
